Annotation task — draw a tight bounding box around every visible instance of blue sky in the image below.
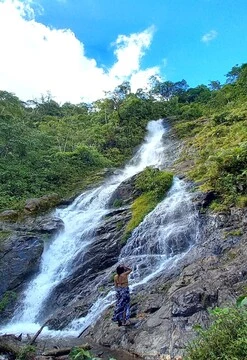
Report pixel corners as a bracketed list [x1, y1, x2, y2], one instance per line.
[0, 0, 246, 103]
[37, 0, 247, 85]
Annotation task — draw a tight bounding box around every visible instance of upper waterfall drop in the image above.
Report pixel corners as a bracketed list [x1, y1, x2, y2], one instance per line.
[0, 119, 171, 335]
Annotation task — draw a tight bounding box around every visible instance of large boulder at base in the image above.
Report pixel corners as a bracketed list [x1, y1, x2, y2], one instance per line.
[84, 207, 247, 359]
[24, 193, 59, 214]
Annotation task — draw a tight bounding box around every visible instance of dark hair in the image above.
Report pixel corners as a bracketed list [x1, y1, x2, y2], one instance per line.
[116, 265, 125, 275]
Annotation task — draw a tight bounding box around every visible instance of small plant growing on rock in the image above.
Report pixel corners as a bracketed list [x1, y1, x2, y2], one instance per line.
[69, 347, 116, 360]
[17, 345, 36, 360]
[0, 291, 17, 312]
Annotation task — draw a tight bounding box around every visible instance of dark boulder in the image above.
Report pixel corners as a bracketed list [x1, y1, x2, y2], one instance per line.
[30, 217, 65, 234]
[0, 233, 43, 321]
[108, 175, 141, 207]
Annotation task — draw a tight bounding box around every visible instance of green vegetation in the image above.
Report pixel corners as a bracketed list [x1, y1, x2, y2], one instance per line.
[123, 168, 173, 241]
[69, 347, 116, 360]
[0, 88, 154, 211]
[0, 291, 17, 312]
[184, 297, 247, 360]
[223, 228, 243, 238]
[0, 230, 12, 242]
[166, 64, 247, 207]
[17, 345, 36, 360]
[0, 62, 246, 212]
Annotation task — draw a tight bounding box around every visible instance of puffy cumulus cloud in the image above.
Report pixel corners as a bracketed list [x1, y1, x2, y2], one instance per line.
[0, 0, 159, 103]
[130, 67, 160, 93]
[201, 30, 218, 44]
[109, 26, 155, 79]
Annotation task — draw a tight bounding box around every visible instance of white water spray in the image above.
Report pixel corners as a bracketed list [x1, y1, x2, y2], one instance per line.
[65, 177, 199, 335]
[1, 119, 174, 335]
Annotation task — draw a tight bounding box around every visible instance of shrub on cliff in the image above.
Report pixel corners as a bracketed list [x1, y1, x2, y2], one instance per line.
[123, 168, 173, 240]
[185, 302, 247, 360]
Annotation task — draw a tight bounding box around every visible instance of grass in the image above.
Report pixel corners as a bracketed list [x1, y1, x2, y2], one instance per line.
[173, 115, 247, 207]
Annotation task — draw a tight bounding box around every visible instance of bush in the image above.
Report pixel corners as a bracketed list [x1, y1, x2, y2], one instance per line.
[124, 168, 173, 239]
[17, 345, 36, 360]
[135, 167, 173, 199]
[184, 305, 247, 360]
[173, 120, 203, 138]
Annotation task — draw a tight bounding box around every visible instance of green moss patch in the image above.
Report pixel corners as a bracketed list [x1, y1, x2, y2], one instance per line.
[123, 168, 173, 242]
[0, 291, 17, 312]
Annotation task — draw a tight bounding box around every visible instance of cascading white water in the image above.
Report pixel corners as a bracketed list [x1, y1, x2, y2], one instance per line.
[64, 177, 199, 335]
[0, 119, 173, 336]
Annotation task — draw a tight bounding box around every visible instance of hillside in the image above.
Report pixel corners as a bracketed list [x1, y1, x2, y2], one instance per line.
[0, 64, 246, 215]
[0, 63, 247, 360]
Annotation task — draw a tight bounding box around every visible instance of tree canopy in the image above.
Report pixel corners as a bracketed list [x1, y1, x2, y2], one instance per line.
[0, 62, 246, 211]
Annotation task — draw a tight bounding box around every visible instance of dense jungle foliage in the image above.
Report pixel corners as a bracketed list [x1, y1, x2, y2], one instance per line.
[0, 63, 246, 211]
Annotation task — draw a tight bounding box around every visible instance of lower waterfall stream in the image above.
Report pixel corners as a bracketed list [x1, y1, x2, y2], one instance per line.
[0, 119, 199, 337]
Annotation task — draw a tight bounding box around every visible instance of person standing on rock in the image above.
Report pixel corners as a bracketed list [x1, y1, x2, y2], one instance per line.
[112, 264, 132, 326]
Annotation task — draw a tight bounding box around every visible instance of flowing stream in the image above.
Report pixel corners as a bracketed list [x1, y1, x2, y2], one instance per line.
[0, 120, 199, 336]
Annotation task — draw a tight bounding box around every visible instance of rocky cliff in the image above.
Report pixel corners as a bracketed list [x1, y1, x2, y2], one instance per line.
[85, 202, 246, 359]
[0, 125, 246, 360]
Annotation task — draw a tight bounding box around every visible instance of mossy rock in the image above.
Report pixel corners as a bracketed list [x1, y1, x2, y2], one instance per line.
[0, 230, 13, 249]
[0, 210, 19, 221]
[123, 167, 173, 241]
[24, 193, 60, 214]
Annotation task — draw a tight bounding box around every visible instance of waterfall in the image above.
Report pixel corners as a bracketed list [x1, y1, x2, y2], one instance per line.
[0, 119, 199, 337]
[65, 177, 199, 335]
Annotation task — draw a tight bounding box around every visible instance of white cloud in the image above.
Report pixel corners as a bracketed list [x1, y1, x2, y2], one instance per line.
[130, 67, 159, 93]
[201, 30, 218, 44]
[109, 26, 155, 78]
[0, 0, 159, 103]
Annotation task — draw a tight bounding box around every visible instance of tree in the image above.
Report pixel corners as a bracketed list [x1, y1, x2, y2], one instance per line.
[225, 64, 241, 84]
[208, 80, 222, 91]
[186, 85, 211, 103]
[105, 81, 131, 122]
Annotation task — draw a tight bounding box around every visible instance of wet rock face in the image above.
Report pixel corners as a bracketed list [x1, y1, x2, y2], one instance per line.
[38, 174, 143, 327]
[86, 207, 247, 359]
[40, 206, 132, 327]
[0, 215, 64, 322]
[108, 174, 141, 207]
[0, 233, 44, 321]
[0, 234, 44, 297]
